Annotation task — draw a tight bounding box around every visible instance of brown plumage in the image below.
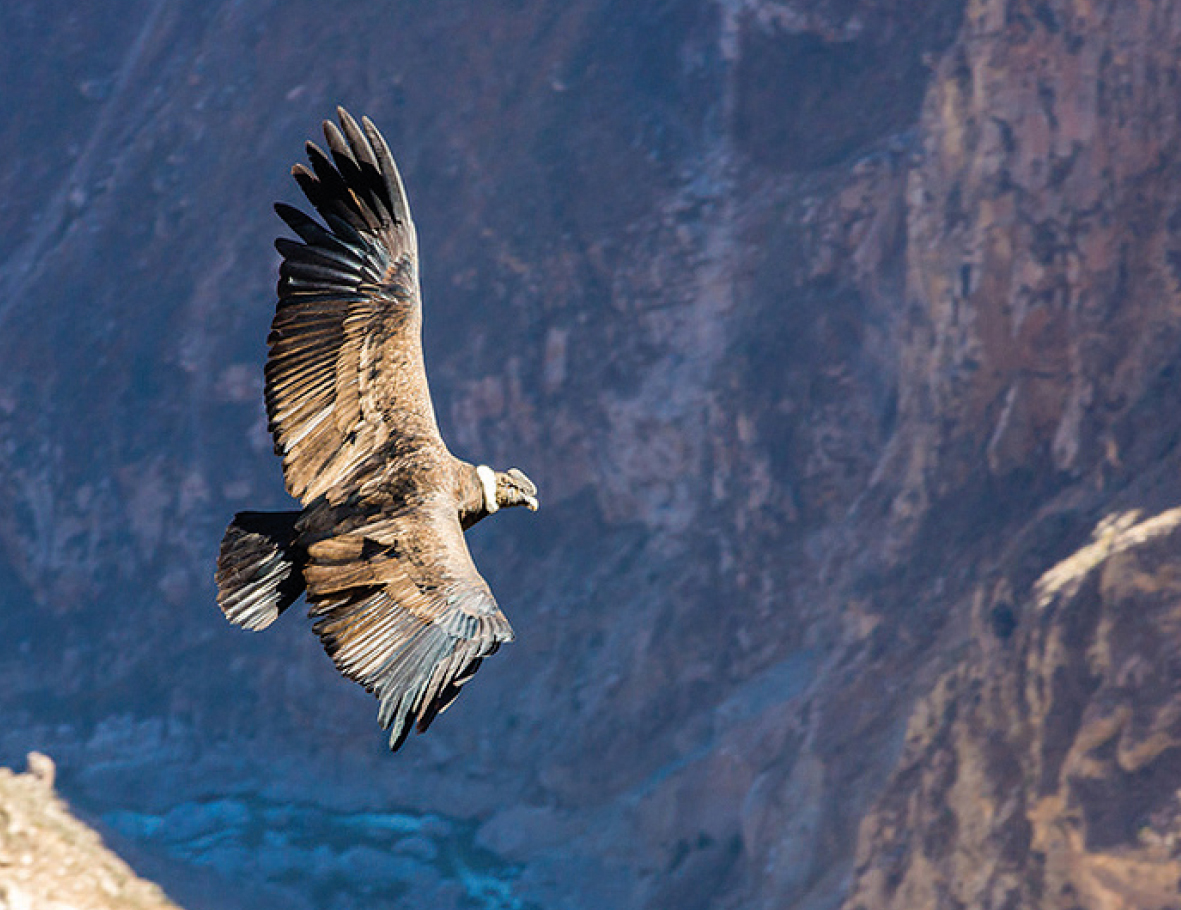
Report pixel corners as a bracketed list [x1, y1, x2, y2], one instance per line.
[215, 108, 538, 751]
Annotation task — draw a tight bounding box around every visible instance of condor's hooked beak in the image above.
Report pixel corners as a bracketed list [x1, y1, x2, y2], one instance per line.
[505, 467, 539, 512]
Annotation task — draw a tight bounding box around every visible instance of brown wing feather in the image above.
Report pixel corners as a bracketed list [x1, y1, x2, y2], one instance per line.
[302, 494, 514, 750]
[265, 108, 437, 504]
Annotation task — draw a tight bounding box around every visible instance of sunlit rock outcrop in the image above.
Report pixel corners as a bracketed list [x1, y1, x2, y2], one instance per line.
[0, 753, 181, 910]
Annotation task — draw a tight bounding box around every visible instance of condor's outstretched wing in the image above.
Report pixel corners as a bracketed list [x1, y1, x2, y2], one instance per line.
[266, 107, 438, 504]
[301, 495, 514, 750]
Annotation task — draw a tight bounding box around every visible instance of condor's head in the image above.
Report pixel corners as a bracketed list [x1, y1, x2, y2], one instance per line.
[477, 465, 539, 514]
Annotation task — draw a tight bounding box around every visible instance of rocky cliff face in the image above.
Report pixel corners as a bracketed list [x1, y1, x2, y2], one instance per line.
[845, 503, 1181, 910]
[1, 0, 1180, 908]
[0, 753, 181, 910]
[842, 1, 1181, 907]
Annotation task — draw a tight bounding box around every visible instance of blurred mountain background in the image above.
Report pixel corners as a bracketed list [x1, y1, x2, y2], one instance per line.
[2, 0, 1181, 908]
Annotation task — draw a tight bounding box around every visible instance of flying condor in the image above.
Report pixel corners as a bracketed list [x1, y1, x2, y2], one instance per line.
[215, 108, 538, 751]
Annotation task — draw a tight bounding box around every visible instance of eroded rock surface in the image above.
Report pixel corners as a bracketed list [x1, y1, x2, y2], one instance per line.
[1, 0, 1180, 908]
[0, 754, 181, 910]
[844, 496, 1181, 910]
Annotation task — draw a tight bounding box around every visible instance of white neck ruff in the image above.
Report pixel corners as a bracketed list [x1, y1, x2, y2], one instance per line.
[476, 465, 499, 513]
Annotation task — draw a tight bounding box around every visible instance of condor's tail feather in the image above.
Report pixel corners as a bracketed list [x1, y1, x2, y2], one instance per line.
[216, 511, 305, 631]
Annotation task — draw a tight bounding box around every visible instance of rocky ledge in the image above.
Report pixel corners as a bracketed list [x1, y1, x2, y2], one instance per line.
[0, 753, 180, 910]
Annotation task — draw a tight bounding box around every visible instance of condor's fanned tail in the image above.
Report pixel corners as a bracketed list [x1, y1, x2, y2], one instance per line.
[215, 510, 305, 631]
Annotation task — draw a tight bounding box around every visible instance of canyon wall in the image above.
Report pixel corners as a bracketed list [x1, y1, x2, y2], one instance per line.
[1, 0, 1179, 907]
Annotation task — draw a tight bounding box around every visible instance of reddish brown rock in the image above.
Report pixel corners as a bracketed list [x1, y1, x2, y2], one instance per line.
[0, 0, 1180, 908]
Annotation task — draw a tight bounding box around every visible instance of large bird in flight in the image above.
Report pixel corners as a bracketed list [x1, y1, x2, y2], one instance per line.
[215, 108, 538, 751]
